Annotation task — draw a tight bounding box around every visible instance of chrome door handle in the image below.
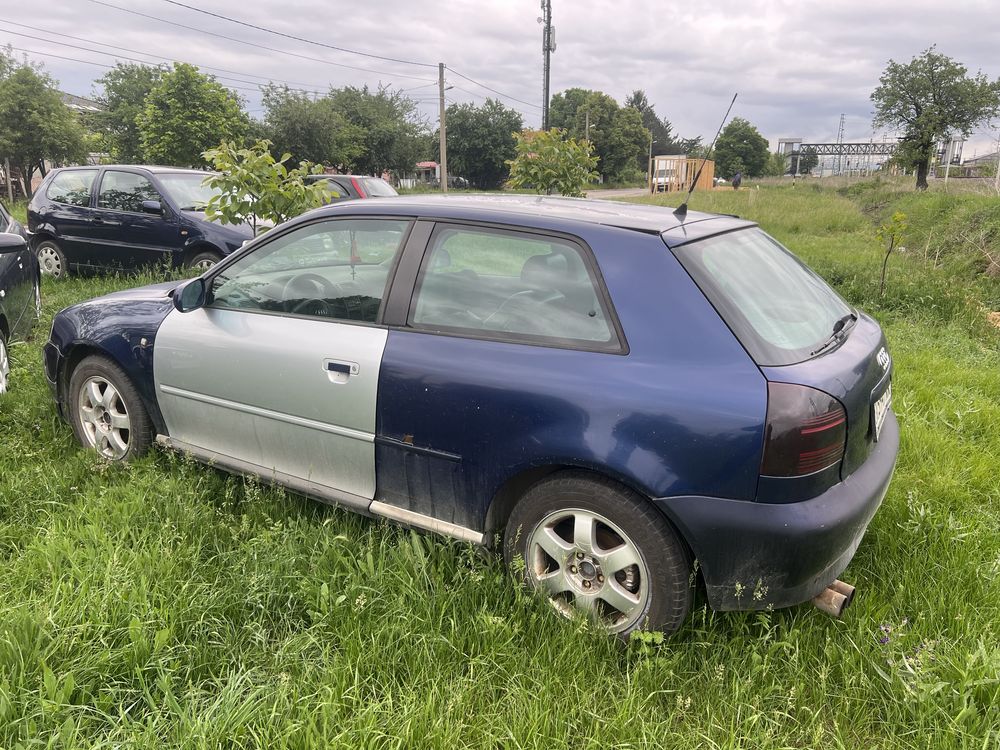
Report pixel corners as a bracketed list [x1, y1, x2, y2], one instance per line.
[323, 359, 359, 384]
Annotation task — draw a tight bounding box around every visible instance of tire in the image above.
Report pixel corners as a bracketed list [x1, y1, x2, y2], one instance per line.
[186, 249, 223, 272]
[68, 356, 153, 461]
[34, 275, 42, 319]
[504, 472, 692, 637]
[0, 330, 9, 394]
[36, 239, 68, 278]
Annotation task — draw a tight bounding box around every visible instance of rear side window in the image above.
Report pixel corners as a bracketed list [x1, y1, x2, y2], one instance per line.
[359, 177, 398, 197]
[46, 170, 97, 207]
[672, 228, 853, 366]
[97, 171, 162, 213]
[410, 225, 620, 350]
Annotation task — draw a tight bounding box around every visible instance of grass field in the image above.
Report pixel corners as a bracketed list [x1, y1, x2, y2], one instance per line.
[1, 184, 998, 748]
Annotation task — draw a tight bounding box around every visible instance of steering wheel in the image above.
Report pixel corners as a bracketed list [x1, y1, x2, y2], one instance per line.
[482, 289, 566, 333]
[282, 272, 340, 316]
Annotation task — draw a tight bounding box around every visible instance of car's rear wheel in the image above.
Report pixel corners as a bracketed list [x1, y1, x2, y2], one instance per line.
[36, 239, 67, 278]
[186, 249, 223, 272]
[68, 356, 153, 461]
[504, 472, 692, 637]
[0, 331, 9, 394]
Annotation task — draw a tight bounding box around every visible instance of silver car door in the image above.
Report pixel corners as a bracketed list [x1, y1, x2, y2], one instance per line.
[153, 217, 410, 501]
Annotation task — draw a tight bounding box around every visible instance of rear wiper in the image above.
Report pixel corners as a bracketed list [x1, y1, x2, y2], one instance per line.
[810, 313, 857, 356]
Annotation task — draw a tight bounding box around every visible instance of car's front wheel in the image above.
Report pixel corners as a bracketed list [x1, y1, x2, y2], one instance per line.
[186, 249, 223, 272]
[36, 239, 68, 278]
[504, 473, 692, 637]
[68, 356, 153, 461]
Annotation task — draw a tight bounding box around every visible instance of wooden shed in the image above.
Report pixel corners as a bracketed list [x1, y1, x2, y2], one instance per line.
[649, 155, 715, 193]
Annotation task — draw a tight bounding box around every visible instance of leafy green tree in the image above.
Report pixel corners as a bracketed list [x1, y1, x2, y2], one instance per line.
[0, 56, 87, 197]
[624, 89, 699, 169]
[549, 89, 649, 182]
[138, 63, 249, 167]
[328, 85, 423, 176]
[436, 99, 522, 189]
[91, 63, 163, 162]
[764, 151, 788, 177]
[261, 85, 364, 169]
[714, 117, 770, 178]
[791, 146, 818, 175]
[202, 140, 331, 233]
[872, 47, 1000, 190]
[507, 129, 598, 197]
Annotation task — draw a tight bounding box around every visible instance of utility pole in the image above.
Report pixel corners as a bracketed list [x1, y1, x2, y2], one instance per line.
[541, 0, 553, 130]
[438, 62, 448, 193]
[584, 109, 590, 141]
[3, 159, 12, 204]
[993, 133, 1000, 193]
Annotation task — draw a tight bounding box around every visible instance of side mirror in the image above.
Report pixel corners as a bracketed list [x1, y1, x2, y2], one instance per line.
[141, 200, 163, 215]
[173, 277, 206, 313]
[0, 233, 27, 255]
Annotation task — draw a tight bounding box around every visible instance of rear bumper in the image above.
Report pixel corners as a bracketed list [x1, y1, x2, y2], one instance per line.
[655, 410, 898, 611]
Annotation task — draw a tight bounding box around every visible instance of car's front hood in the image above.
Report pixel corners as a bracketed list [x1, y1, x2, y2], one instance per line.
[88, 280, 181, 304]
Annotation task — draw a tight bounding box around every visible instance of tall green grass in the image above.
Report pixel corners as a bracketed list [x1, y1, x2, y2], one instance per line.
[0, 188, 998, 748]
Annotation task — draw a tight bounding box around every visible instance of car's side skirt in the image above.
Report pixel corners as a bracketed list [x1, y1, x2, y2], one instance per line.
[156, 435, 486, 545]
[156, 434, 370, 513]
[369, 501, 484, 545]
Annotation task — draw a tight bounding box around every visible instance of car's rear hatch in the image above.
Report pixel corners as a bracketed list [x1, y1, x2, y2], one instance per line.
[666, 225, 892, 495]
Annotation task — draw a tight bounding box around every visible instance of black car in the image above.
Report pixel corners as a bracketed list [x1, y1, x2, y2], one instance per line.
[0, 201, 40, 394]
[304, 174, 399, 202]
[27, 166, 254, 277]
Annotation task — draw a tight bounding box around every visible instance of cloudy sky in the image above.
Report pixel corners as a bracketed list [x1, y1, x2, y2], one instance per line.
[2, 0, 999, 157]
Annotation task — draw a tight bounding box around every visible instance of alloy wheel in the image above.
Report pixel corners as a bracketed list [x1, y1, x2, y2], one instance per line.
[77, 376, 132, 459]
[526, 508, 650, 633]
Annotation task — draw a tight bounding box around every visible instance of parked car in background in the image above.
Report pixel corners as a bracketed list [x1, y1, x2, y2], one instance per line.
[304, 174, 399, 202]
[43, 195, 897, 637]
[0, 201, 40, 393]
[27, 166, 254, 278]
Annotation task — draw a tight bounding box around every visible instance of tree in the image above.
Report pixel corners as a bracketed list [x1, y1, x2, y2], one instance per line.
[714, 117, 770, 178]
[871, 47, 1000, 190]
[507, 129, 598, 197]
[138, 63, 249, 167]
[791, 146, 818, 175]
[436, 99, 522, 189]
[202, 140, 332, 233]
[261, 85, 364, 170]
[624, 89, 699, 168]
[549, 88, 650, 182]
[327, 85, 423, 176]
[0, 56, 87, 197]
[91, 63, 163, 162]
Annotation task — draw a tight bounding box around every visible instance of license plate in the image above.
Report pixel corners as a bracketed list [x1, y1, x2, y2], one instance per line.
[873, 382, 892, 441]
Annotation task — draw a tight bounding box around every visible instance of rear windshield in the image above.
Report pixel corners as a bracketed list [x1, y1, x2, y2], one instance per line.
[671, 228, 853, 366]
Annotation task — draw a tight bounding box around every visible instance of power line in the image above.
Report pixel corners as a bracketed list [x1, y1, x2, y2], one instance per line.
[0, 18, 329, 91]
[0, 27, 324, 95]
[447, 67, 541, 110]
[159, 0, 437, 69]
[84, 0, 436, 84]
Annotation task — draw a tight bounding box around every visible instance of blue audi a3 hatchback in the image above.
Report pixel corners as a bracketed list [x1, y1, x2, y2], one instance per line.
[43, 195, 898, 635]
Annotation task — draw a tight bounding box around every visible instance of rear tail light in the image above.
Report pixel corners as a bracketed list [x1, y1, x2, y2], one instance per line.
[350, 177, 367, 198]
[761, 383, 847, 477]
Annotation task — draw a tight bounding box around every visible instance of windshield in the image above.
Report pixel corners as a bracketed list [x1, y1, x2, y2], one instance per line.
[671, 227, 853, 366]
[157, 172, 218, 210]
[360, 177, 398, 197]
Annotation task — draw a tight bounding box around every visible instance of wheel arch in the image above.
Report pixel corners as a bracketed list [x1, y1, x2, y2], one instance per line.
[58, 342, 168, 436]
[483, 463, 697, 565]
